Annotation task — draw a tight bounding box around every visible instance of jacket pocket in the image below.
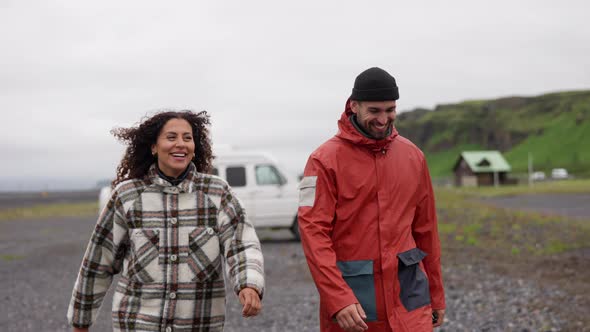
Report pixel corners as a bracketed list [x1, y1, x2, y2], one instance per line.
[336, 260, 377, 321]
[397, 247, 431, 311]
[128, 229, 161, 283]
[187, 227, 221, 282]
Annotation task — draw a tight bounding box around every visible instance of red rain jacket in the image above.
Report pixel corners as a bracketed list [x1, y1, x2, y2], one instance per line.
[298, 101, 445, 332]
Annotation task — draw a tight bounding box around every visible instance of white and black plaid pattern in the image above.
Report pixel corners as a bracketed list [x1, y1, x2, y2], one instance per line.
[67, 163, 265, 331]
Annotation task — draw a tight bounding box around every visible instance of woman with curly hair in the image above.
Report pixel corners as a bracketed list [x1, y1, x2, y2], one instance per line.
[67, 110, 264, 332]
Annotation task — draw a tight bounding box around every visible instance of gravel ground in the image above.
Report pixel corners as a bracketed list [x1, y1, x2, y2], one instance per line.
[2, 214, 586, 332]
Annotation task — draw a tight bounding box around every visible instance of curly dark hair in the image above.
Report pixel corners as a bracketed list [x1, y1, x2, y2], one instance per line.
[110, 110, 213, 187]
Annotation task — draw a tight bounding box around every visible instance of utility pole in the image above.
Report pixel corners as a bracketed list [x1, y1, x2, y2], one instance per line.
[528, 152, 533, 187]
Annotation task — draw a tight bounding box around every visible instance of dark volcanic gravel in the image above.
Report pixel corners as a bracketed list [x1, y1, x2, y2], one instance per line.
[0, 216, 584, 331]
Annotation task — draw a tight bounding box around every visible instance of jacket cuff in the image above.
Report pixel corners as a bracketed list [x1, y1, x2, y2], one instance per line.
[431, 296, 446, 310]
[235, 283, 264, 300]
[326, 294, 359, 319]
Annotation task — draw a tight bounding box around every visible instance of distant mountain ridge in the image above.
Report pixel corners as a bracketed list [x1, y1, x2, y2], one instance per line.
[395, 90, 590, 178]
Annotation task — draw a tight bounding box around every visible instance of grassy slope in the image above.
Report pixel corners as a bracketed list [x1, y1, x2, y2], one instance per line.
[398, 91, 590, 178]
[505, 111, 590, 176]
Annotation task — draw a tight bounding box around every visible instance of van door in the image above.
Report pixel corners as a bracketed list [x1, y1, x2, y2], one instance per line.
[251, 164, 293, 227]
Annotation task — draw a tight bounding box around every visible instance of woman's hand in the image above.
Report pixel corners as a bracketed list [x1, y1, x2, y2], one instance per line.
[238, 287, 262, 317]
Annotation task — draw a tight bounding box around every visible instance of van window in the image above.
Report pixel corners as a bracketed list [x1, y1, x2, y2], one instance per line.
[255, 165, 284, 185]
[226, 167, 246, 187]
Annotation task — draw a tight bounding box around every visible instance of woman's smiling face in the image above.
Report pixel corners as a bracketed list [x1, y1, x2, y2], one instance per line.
[151, 118, 195, 178]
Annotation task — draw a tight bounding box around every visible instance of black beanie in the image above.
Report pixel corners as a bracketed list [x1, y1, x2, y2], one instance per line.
[350, 67, 399, 101]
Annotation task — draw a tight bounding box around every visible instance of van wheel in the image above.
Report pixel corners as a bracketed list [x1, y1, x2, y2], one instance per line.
[290, 216, 301, 241]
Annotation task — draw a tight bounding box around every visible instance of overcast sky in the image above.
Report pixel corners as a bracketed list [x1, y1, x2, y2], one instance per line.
[1, 0, 589, 191]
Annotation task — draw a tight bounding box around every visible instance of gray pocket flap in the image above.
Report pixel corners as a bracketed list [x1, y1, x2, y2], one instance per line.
[337, 260, 373, 277]
[397, 248, 427, 266]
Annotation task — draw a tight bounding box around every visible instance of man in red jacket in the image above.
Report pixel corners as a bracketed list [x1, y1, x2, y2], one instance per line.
[298, 67, 445, 332]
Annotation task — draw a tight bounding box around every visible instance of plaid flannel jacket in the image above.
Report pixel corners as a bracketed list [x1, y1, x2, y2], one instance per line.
[67, 163, 265, 331]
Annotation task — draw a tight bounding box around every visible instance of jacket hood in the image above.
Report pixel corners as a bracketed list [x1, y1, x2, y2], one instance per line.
[336, 98, 399, 152]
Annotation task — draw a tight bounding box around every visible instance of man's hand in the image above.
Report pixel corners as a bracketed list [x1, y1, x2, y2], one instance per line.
[239, 287, 262, 317]
[334, 303, 368, 332]
[433, 308, 445, 328]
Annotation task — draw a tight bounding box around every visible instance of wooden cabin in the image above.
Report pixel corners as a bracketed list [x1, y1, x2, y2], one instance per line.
[453, 151, 513, 187]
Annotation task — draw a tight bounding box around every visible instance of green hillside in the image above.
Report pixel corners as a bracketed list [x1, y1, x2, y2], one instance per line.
[396, 91, 590, 178]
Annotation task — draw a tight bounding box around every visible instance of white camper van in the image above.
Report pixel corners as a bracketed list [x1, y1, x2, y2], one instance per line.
[99, 149, 301, 239]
